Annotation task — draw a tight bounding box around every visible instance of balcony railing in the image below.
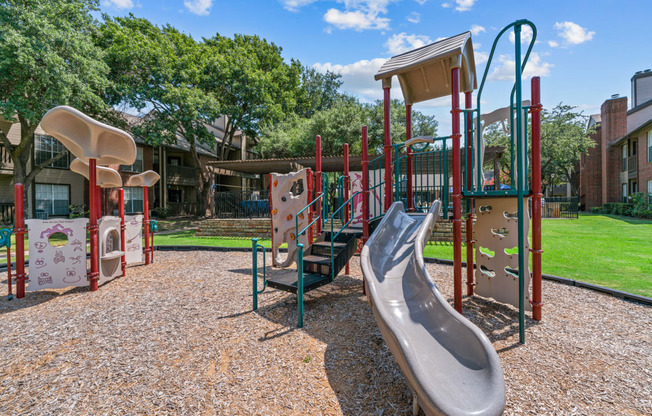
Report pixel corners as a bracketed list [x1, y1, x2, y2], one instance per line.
[215, 191, 270, 218]
[628, 155, 637, 173]
[1, 202, 14, 225]
[166, 164, 197, 186]
[0, 144, 12, 167]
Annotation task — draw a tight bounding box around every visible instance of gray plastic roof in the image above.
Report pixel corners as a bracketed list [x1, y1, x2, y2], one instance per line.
[374, 32, 477, 104]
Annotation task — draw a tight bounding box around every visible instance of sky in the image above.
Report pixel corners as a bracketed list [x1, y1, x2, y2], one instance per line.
[99, 0, 651, 134]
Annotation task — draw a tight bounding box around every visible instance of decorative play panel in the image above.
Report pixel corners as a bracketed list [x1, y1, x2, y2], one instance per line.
[270, 169, 309, 267]
[25, 218, 89, 291]
[98, 216, 124, 286]
[474, 197, 531, 311]
[124, 215, 144, 265]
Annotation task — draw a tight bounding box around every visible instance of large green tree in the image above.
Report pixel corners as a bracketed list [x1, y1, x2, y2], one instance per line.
[257, 97, 438, 158]
[484, 103, 595, 193]
[0, 0, 110, 200]
[98, 15, 221, 214]
[202, 34, 302, 160]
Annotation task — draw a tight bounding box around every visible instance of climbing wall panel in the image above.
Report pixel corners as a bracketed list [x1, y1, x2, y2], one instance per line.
[474, 197, 531, 311]
[271, 169, 309, 267]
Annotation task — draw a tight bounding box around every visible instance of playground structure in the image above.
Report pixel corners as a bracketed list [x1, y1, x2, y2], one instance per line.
[3, 106, 160, 299]
[252, 19, 542, 415]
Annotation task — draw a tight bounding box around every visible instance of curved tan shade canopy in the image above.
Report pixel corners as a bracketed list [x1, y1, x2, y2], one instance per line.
[40, 106, 136, 165]
[70, 158, 123, 188]
[126, 170, 160, 187]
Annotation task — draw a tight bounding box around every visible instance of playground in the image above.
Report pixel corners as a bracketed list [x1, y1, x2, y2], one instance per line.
[0, 251, 650, 415]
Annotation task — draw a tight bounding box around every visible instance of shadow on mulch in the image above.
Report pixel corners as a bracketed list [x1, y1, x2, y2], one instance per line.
[0, 285, 88, 315]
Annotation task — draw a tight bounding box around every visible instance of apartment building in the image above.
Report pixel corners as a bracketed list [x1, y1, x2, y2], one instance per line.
[579, 70, 652, 209]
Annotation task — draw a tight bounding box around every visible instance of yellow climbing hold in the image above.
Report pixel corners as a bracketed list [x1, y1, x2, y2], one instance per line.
[286, 214, 293, 221]
[272, 209, 278, 215]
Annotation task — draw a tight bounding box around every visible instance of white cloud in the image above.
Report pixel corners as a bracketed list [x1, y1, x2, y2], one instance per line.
[554, 21, 595, 45]
[441, 2, 451, 7]
[102, 0, 134, 9]
[324, 8, 390, 30]
[407, 12, 420, 23]
[474, 51, 488, 65]
[385, 33, 432, 55]
[415, 0, 428, 4]
[470, 24, 485, 36]
[314, 58, 395, 101]
[508, 25, 533, 44]
[280, 0, 317, 12]
[454, 0, 476, 11]
[548, 40, 559, 48]
[487, 52, 552, 81]
[184, 0, 212, 15]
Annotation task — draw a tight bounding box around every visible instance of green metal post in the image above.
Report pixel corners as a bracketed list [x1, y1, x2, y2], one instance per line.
[297, 243, 304, 328]
[443, 140, 449, 219]
[252, 238, 258, 311]
[394, 145, 400, 204]
[514, 24, 526, 344]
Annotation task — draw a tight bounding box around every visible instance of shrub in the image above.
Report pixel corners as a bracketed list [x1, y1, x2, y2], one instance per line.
[590, 207, 602, 213]
[154, 206, 171, 219]
[68, 204, 88, 219]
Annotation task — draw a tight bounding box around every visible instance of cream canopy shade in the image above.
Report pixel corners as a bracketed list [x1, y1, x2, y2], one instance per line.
[70, 158, 123, 188]
[40, 106, 136, 166]
[125, 170, 161, 187]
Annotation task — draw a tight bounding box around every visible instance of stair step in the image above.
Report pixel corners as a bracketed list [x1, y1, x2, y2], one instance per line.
[302, 255, 332, 276]
[267, 270, 332, 294]
[311, 241, 347, 256]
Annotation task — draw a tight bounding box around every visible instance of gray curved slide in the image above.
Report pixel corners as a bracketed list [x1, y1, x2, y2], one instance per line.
[361, 201, 505, 416]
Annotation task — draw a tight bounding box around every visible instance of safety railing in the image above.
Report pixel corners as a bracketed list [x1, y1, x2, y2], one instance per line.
[251, 238, 267, 311]
[368, 153, 385, 221]
[296, 193, 324, 239]
[325, 191, 360, 280]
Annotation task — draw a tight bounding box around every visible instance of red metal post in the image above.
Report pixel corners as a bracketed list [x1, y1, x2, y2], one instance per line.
[406, 104, 414, 211]
[95, 185, 102, 219]
[465, 91, 475, 296]
[88, 159, 99, 291]
[307, 169, 313, 244]
[315, 135, 323, 235]
[13, 184, 25, 297]
[530, 76, 543, 321]
[451, 67, 463, 313]
[143, 186, 150, 265]
[119, 188, 126, 277]
[344, 143, 350, 275]
[361, 126, 369, 295]
[383, 87, 393, 212]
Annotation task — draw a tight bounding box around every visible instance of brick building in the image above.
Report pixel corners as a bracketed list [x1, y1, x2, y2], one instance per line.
[579, 70, 652, 209]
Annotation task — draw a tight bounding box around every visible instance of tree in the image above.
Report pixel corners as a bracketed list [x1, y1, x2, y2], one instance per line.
[483, 103, 595, 194]
[202, 34, 302, 160]
[0, 0, 110, 202]
[257, 97, 438, 158]
[98, 15, 221, 215]
[295, 66, 344, 118]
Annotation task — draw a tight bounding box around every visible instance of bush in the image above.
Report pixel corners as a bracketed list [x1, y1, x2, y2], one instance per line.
[68, 204, 88, 219]
[590, 207, 602, 213]
[154, 206, 171, 219]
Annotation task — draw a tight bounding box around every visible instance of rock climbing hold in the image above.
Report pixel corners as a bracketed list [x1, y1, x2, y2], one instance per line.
[286, 214, 293, 221]
[281, 196, 287, 202]
[273, 180, 278, 187]
[298, 213, 304, 220]
[290, 233, 296, 241]
[272, 208, 278, 215]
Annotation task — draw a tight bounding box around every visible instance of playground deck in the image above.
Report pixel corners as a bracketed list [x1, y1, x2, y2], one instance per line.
[1, 251, 650, 415]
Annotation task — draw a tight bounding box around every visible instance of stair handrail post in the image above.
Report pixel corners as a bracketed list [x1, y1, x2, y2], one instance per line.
[315, 135, 323, 235]
[383, 82, 393, 212]
[406, 104, 414, 211]
[307, 169, 314, 244]
[252, 238, 258, 310]
[361, 126, 370, 243]
[88, 159, 99, 291]
[344, 143, 350, 275]
[530, 76, 543, 321]
[143, 186, 150, 265]
[297, 242, 304, 328]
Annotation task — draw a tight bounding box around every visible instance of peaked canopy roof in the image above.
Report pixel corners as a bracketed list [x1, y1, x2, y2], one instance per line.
[374, 32, 477, 104]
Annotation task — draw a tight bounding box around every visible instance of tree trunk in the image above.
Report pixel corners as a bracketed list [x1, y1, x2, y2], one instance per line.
[188, 136, 211, 217]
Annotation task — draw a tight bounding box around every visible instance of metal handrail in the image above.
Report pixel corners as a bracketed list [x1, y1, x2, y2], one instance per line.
[296, 193, 324, 238]
[251, 238, 267, 310]
[326, 191, 361, 280]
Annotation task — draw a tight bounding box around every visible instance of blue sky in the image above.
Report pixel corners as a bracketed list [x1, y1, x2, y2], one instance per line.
[99, 0, 650, 133]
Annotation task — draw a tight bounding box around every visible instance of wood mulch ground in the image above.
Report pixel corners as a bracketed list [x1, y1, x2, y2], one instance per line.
[0, 251, 650, 415]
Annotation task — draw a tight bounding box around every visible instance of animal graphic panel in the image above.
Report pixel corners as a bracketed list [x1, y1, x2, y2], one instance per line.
[25, 218, 89, 290]
[124, 215, 144, 265]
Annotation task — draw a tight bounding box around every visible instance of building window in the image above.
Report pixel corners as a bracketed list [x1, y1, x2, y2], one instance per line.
[124, 187, 144, 213]
[35, 135, 69, 169]
[121, 147, 144, 172]
[622, 183, 627, 203]
[35, 184, 69, 216]
[648, 179, 652, 194]
[622, 145, 627, 171]
[648, 131, 651, 163]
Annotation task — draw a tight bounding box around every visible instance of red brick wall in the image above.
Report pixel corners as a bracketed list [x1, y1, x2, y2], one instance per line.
[600, 97, 628, 204]
[579, 127, 603, 209]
